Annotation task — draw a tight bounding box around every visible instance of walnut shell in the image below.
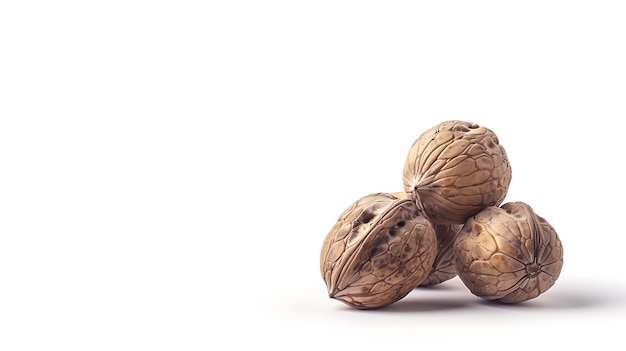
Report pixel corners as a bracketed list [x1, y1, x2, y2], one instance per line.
[453, 202, 564, 303]
[419, 223, 463, 286]
[320, 192, 437, 309]
[390, 191, 462, 287]
[402, 120, 512, 225]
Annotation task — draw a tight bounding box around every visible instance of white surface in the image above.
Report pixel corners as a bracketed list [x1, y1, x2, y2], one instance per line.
[1, 1, 625, 350]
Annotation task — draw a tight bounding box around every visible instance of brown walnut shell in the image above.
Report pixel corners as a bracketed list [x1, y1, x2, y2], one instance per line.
[402, 120, 512, 225]
[419, 223, 463, 286]
[392, 192, 463, 287]
[320, 192, 437, 309]
[453, 202, 564, 303]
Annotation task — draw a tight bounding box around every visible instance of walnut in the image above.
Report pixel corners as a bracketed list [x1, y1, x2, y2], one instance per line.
[320, 192, 437, 309]
[419, 223, 463, 286]
[392, 191, 463, 287]
[402, 120, 512, 225]
[453, 202, 564, 303]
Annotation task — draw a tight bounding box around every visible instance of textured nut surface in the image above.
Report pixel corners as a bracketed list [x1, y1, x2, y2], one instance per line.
[419, 223, 463, 286]
[388, 191, 462, 287]
[402, 120, 512, 224]
[320, 192, 437, 309]
[453, 202, 564, 303]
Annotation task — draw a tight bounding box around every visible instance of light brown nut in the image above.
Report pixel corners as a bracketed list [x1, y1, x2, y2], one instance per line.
[419, 223, 463, 286]
[453, 202, 564, 303]
[320, 192, 437, 309]
[402, 120, 512, 225]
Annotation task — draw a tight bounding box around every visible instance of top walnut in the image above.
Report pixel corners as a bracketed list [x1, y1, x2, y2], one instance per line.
[402, 120, 512, 225]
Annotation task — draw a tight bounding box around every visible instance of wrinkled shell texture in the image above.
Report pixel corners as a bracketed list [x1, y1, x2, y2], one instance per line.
[453, 202, 564, 303]
[389, 191, 462, 286]
[419, 223, 463, 286]
[320, 193, 437, 309]
[403, 120, 512, 225]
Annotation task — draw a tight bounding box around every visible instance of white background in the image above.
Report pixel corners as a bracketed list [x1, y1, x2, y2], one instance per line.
[1, 1, 625, 350]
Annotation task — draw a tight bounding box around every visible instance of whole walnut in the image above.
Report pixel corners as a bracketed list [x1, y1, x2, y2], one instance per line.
[320, 192, 437, 309]
[419, 223, 463, 286]
[402, 120, 512, 225]
[453, 202, 564, 303]
[392, 191, 463, 287]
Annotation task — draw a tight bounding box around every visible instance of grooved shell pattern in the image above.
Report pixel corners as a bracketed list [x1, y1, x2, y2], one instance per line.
[320, 193, 437, 309]
[453, 202, 564, 303]
[419, 223, 463, 286]
[402, 120, 512, 225]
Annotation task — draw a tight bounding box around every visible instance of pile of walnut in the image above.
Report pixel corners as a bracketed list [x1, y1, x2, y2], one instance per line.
[319, 120, 564, 309]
